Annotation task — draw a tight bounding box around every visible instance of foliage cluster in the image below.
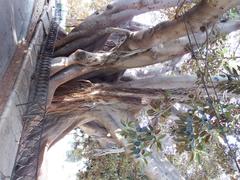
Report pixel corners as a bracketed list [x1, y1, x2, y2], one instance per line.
[66, 0, 110, 26]
[77, 153, 148, 180]
[66, 129, 148, 180]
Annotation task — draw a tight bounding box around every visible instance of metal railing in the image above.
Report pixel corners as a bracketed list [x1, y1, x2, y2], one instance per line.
[11, 11, 60, 180]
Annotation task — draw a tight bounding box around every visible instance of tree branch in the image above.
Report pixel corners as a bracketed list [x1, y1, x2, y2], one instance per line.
[55, 0, 192, 52]
[91, 147, 125, 156]
[119, 0, 239, 50]
[49, 20, 240, 98]
[54, 27, 131, 56]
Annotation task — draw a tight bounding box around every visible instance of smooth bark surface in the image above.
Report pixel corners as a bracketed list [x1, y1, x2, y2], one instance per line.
[55, 0, 192, 53]
[119, 0, 240, 50]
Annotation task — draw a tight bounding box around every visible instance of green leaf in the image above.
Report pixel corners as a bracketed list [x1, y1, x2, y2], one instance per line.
[127, 121, 135, 128]
[143, 151, 152, 157]
[148, 125, 154, 131]
[121, 121, 127, 127]
[189, 152, 194, 162]
[225, 111, 231, 119]
[120, 130, 128, 137]
[174, 137, 188, 143]
[127, 129, 137, 138]
[157, 134, 166, 140]
[147, 109, 156, 116]
[232, 68, 238, 77]
[156, 141, 162, 151]
[143, 158, 148, 165]
[150, 99, 161, 109]
[195, 152, 201, 164]
[204, 134, 211, 143]
[237, 65, 240, 72]
[145, 135, 155, 141]
[199, 131, 207, 137]
[134, 141, 141, 146]
[226, 74, 232, 81]
[224, 64, 232, 74]
[132, 147, 141, 155]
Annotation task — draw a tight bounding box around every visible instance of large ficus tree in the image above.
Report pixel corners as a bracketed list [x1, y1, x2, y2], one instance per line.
[38, 0, 240, 179]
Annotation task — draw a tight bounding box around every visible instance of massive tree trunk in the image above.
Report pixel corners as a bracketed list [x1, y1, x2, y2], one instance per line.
[36, 0, 240, 179]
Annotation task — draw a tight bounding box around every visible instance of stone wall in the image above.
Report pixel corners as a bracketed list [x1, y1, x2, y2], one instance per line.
[0, 0, 35, 78]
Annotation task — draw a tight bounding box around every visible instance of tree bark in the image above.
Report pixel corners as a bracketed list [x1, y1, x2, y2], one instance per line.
[54, 0, 192, 55]
[119, 0, 240, 50]
[49, 20, 240, 102]
[38, 0, 240, 179]
[59, 0, 190, 40]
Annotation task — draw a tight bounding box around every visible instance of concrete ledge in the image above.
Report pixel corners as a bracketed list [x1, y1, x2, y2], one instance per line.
[0, 10, 51, 179]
